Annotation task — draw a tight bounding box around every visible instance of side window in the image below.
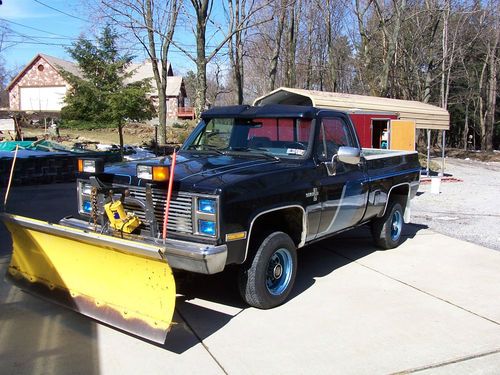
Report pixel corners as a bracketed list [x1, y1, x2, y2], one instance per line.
[316, 117, 354, 160]
[200, 118, 232, 148]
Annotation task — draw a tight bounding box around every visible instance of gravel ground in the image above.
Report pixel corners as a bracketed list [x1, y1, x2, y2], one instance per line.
[411, 157, 500, 251]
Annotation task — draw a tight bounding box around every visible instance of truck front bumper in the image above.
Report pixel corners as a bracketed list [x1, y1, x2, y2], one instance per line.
[60, 217, 227, 275]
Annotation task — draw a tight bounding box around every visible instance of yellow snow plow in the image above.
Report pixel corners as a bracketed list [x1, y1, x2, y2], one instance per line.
[2, 213, 176, 344]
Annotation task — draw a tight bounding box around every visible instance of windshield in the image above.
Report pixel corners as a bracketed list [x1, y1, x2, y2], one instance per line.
[183, 117, 313, 159]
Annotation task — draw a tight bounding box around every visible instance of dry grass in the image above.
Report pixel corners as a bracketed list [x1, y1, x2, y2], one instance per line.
[445, 148, 500, 162]
[21, 123, 179, 148]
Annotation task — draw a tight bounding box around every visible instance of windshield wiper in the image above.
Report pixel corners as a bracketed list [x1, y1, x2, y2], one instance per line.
[228, 147, 280, 161]
[187, 145, 225, 155]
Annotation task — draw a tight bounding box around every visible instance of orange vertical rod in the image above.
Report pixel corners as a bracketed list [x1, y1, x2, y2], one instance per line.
[162, 150, 177, 242]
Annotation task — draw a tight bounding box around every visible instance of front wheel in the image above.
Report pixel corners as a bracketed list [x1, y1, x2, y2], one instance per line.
[371, 200, 404, 249]
[238, 232, 297, 309]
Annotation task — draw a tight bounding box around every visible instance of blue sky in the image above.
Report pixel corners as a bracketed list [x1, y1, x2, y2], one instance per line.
[0, 0, 217, 77]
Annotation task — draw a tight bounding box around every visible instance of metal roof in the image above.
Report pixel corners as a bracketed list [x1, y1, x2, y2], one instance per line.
[253, 87, 450, 130]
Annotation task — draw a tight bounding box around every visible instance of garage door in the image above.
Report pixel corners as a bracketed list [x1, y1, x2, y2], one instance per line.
[20, 86, 67, 111]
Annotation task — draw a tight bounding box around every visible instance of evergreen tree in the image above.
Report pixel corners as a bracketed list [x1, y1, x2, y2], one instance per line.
[61, 26, 153, 154]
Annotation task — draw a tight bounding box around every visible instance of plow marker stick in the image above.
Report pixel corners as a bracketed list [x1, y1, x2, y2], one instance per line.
[163, 149, 177, 242]
[4, 145, 19, 209]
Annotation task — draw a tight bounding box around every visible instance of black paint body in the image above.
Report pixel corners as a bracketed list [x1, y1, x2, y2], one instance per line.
[79, 105, 420, 267]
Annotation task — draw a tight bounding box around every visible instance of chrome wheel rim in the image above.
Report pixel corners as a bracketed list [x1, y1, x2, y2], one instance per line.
[266, 248, 293, 296]
[391, 210, 403, 241]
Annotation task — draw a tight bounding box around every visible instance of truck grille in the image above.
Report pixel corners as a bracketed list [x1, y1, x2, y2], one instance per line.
[123, 186, 193, 235]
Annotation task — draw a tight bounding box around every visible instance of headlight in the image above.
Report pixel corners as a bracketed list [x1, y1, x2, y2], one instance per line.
[198, 220, 216, 236]
[137, 165, 153, 179]
[77, 158, 104, 173]
[82, 200, 92, 213]
[194, 196, 218, 237]
[137, 165, 169, 181]
[80, 183, 92, 195]
[198, 198, 216, 214]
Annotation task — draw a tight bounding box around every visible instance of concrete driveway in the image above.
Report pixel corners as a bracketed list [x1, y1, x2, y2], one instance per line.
[1, 185, 500, 374]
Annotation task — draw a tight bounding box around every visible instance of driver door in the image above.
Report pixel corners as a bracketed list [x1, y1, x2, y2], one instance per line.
[314, 116, 368, 239]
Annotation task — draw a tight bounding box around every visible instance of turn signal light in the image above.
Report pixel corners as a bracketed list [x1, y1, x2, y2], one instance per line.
[152, 166, 169, 182]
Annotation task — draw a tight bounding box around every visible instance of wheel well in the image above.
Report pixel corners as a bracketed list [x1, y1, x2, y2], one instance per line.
[248, 207, 304, 257]
[388, 184, 409, 211]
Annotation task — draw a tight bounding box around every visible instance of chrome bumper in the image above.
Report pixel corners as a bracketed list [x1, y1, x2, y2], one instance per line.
[57, 217, 228, 274]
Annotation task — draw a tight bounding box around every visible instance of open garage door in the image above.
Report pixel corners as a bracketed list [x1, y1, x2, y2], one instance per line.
[20, 86, 67, 111]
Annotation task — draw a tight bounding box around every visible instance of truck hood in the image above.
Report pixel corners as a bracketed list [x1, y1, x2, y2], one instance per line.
[103, 152, 301, 194]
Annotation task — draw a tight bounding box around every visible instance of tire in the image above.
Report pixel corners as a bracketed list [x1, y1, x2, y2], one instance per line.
[238, 232, 297, 309]
[371, 200, 404, 250]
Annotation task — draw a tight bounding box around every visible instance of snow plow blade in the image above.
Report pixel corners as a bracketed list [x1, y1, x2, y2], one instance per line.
[1, 214, 176, 344]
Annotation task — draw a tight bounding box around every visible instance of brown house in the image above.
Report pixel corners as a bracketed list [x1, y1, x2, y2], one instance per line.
[7, 53, 192, 119]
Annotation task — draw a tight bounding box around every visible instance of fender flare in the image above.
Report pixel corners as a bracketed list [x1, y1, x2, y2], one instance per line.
[243, 205, 307, 262]
[380, 182, 411, 222]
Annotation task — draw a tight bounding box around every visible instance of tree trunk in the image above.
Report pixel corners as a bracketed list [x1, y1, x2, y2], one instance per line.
[157, 89, 167, 144]
[269, 0, 287, 91]
[326, 0, 337, 92]
[485, 26, 499, 151]
[463, 103, 469, 150]
[195, 56, 207, 115]
[235, 36, 244, 104]
[142, 0, 178, 145]
[354, 0, 371, 73]
[377, 0, 406, 97]
[194, 3, 208, 116]
[285, 2, 300, 87]
[306, 11, 314, 89]
[422, 2, 440, 103]
[118, 120, 124, 159]
[479, 53, 488, 150]
[440, 0, 449, 108]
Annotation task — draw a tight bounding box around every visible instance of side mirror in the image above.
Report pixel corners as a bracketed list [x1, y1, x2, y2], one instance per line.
[337, 146, 361, 165]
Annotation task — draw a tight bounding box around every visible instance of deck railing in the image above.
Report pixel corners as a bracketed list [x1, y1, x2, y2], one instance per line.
[177, 106, 195, 119]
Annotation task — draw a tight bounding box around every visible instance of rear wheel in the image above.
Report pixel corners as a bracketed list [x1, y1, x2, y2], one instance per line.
[371, 200, 404, 249]
[238, 232, 297, 309]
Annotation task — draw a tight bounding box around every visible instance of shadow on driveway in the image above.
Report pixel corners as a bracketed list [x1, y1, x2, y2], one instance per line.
[165, 223, 428, 354]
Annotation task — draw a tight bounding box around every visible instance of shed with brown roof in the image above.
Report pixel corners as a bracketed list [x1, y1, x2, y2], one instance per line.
[253, 87, 450, 131]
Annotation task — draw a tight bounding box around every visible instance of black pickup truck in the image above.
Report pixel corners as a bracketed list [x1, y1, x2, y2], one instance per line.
[70, 104, 420, 309]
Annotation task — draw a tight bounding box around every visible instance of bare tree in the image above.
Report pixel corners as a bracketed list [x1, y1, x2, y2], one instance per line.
[100, 0, 180, 145]
[172, 0, 271, 115]
[482, 1, 499, 151]
[284, 0, 301, 87]
[228, 0, 247, 104]
[373, 0, 407, 97]
[268, 0, 287, 91]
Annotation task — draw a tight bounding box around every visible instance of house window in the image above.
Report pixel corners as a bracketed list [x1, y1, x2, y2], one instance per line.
[37, 64, 45, 71]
